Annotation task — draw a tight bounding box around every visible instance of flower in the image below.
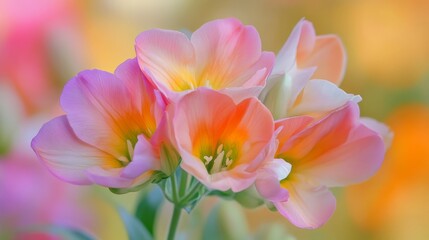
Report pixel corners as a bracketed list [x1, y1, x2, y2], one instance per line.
[170, 88, 282, 192]
[0, 152, 95, 237]
[260, 19, 360, 119]
[135, 18, 275, 102]
[32, 58, 170, 189]
[255, 102, 387, 228]
[0, 0, 83, 114]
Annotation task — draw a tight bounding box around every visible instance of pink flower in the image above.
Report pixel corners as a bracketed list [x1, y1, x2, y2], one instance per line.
[256, 102, 387, 228]
[135, 18, 275, 102]
[261, 19, 359, 119]
[32, 58, 169, 189]
[0, 153, 94, 236]
[170, 88, 282, 192]
[0, 0, 83, 114]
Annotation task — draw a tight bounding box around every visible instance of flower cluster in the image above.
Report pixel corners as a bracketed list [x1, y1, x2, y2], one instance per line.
[32, 18, 389, 229]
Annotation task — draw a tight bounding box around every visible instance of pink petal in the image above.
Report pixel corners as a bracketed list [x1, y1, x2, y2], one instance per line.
[192, 18, 272, 88]
[85, 166, 152, 188]
[114, 58, 166, 122]
[274, 176, 336, 229]
[31, 116, 118, 185]
[121, 135, 160, 179]
[275, 116, 314, 153]
[298, 35, 346, 86]
[135, 29, 195, 94]
[60, 69, 133, 158]
[272, 19, 307, 76]
[289, 80, 361, 117]
[295, 21, 317, 62]
[86, 167, 133, 188]
[255, 158, 291, 202]
[298, 123, 385, 187]
[360, 117, 393, 148]
[279, 102, 360, 159]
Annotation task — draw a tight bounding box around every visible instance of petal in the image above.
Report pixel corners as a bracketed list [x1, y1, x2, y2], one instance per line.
[114, 58, 166, 122]
[279, 102, 360, 160]
[192, 18, 272, 89]
[275, 116, 314, 154]
[60, 69, 131, 157]
[60, 68, 155, 159]
[262, 67, 315, 119]
[135, 29, 196, 93]
[289, 80, 361, 117]
[275, 176, 336, 229]
[360, 117, 393, 148]
[31, 116, 118, 185]
[298, 123, 385, 187]
[173, 88, 237, 187]
[272, 19, 306, 76]
[220, 97, 275, 169]
[295, 21, 317, 61]
[86, 166, 152, 188]
[121, 135, 160, 179]
[298, 35, 347, 86]
[255, 158, 291, 202]
[115, 58, 166, 136]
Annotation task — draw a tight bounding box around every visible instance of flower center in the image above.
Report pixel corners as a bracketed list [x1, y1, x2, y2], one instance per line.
[202, 144, 234, 174]
[117, 139, 135, 165]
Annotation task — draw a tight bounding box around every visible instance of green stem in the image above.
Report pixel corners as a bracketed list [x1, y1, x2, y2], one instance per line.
[180, 182, 201, 204]
[170, 171, 178, 201]
[167, 204, 182, 240]
[179, 170, 188, 197]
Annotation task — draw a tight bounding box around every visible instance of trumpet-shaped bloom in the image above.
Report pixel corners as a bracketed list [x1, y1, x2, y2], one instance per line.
[32, 58, 169, 189]
[171, 88, 282, 192]
[135, 18, 275, 102]
[260, 19, 359, 119]
[255, 102, 387, 228]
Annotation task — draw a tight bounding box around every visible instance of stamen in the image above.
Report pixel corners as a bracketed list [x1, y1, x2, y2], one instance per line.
[202, 144, 236, 174]
[226, 150, 232, 158]
[117, 156, 129, 163]
[203, 156, 213, 165]
[127, 139, 134, 159]
[217, 144, 224, 154]
[211, 150, 225, 173]
[205, 79, 211, 87]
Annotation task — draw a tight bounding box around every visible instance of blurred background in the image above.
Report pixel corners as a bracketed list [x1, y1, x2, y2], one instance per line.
[1, 0, 429, 239]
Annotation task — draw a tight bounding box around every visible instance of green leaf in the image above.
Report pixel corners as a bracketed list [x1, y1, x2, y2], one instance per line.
[135, 186, 164, 237]
[118, 207, 152, 240]
[234, 186, 264, 209]
[182, 182, 207, 213]
[207, 189, 235, 199]
[109, 183, 147, 195]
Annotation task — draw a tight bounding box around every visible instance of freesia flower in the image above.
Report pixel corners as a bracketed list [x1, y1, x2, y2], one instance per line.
[32, 58, 170, 189]
[170, 88, 283, 192]
[135, 18, 275, 102]
[255, 102, 387, 228]
[260, 19, 360, 119]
